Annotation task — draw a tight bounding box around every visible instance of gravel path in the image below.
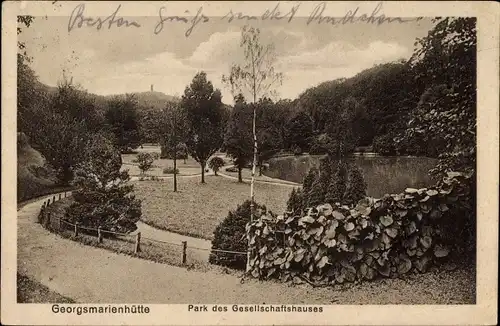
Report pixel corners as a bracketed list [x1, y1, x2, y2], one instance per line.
[17, 193, 475, 304]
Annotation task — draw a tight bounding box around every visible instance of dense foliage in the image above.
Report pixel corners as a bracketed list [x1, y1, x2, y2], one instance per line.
[288, 158, 367, 214]
[209, 200, 269, 270]
[65, 133, 141, 233]
[246, 172, 474, 284]
[105, 95, 142, 153]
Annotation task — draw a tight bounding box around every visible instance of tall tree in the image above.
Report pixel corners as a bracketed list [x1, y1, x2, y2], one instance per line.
[182, 72, 225, 183]
[30, 79, 96, 184]
[222, 26, 283, 226]
[105, 94, 142, 153]
[224, 94, 253, 182]
[405, 17, 476, 176]
[159, 102, 188, 191]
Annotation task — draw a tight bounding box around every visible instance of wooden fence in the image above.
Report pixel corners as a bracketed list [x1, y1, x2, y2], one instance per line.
[37, 192, 246, 267]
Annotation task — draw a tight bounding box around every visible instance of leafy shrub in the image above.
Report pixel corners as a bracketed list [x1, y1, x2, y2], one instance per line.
[133, 152, 155, 175]
[373, 133, 398, 156]
[209, 200, 268, 270]
[246, 172, 474, 284]
[225, 166, 238, 172]
[208, 157, 225, 176]
[162, 167, 179, 174]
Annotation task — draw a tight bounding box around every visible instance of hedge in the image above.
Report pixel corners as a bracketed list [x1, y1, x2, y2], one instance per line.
[245, 171, 474, 285]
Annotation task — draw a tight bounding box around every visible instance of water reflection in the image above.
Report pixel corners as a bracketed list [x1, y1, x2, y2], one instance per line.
[265, 155, 438, 198]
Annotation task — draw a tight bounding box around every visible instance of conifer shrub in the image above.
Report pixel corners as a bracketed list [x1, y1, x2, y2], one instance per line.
[209, 200, 269, 270]
[343, 164, 368, 206]
[65, 133, 141, 234]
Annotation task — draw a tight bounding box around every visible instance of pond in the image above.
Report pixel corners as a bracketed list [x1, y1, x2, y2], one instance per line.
[264, 155, 438, 198]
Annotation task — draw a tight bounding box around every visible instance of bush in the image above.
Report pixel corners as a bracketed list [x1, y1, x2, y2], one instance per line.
[246, 172, 475, 284]
[208, 157, 225, 176]
[163, 167, 179, 174]
[133, 152, 155, 174]
[225, 166, 238, 172]
[209, 200, 268, 270]
[65, 133, 141, 234]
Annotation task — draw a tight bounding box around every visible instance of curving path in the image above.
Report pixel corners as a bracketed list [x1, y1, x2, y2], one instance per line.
[16, 193, 335, 304]
[17, 193, 475, 304]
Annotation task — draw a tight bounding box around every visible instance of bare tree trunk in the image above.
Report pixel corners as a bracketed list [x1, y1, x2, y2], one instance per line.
[238, 166, 243, 182]
[201, 162, 205, 183]
[173, 152, 177, 192]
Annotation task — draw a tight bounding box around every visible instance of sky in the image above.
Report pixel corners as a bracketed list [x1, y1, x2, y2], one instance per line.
[19, 14, 435, 104]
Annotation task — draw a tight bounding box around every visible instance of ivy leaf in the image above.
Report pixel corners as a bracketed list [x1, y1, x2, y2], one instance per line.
[405, 188, 419, 194]
[267, 267, 276, 278]
[322, 203, 333, 216]
[439, 203, 449, 212]
[420, 236, 432, 248]
[426, 189, 439, 196]
[385, 227, 398, 238]
[344, 222, 355, 231]
[285, 216, 295, 224]
[317, 256, 330, 269]
[407, 221, 417, 235]
[380, 215, 394, 226]
[434, 245, 450, 258]
[299, 215, 315, 224]
[294, 249, 306, 262]
[332, 211, 345, 220]
[398, 256, 412, 274]
[324, 238, 337, 248]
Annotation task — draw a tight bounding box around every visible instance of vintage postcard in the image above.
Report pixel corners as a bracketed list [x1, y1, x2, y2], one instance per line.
[2, 1, 498, 325]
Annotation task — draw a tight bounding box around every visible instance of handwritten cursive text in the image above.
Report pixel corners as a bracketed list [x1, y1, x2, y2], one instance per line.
[307, 2, 418, 26]
[154, 6, 209, 37]
[67, 4, 141, 32]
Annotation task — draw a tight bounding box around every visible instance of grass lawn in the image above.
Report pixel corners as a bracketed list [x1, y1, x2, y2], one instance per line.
[134, 175, 293, 240]
[122, 152, 203, 177]
[17, 273, 75, 303]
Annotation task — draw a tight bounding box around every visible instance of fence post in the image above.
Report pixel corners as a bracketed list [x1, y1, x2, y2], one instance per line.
[181, 241, 187, 265]
[98, 227, 103, 243]
[47, 199, 50, 206]
[135, 232, 141, 253]
[52, 195, 56, 203]
[74, 222, 79, 237]
[59, 193, 62, 200]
